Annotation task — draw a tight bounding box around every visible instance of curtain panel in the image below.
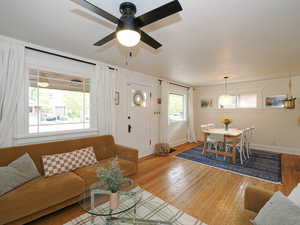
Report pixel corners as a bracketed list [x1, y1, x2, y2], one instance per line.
[96, 64, 116, 137]
[0, 41, 25, 147]
[187, 87, 197, 142]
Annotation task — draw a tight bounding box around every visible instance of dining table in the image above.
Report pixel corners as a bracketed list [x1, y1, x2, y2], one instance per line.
[202, 128, 243, 164]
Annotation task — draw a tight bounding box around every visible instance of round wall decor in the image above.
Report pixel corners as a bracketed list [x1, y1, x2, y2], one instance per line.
[133, 91, 145, 106]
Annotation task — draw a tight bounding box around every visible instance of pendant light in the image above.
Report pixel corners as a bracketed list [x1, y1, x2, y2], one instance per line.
[219, 76, 232, 107]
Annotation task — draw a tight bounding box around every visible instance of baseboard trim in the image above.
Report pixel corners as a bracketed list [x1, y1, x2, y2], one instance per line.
[169, 139, 187, 148]
[251, 144, 300, 156]
[139, 154, 155, 162]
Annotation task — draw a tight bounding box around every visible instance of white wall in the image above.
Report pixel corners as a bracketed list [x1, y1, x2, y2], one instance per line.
[168, 84, 188, 147]
[194, 77, 300, 155]
[114, 68, 161, 157]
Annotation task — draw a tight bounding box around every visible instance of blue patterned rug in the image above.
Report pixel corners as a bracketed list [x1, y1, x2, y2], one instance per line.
[177, 145, 282, 183]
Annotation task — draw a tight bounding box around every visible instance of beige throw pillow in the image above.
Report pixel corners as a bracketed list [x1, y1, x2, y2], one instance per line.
[251, 191, 300, 225]
[0, 153, 41, 196]
[288, 183, 300, 207]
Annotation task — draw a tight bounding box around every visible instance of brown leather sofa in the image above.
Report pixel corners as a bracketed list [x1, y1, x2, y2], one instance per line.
[244, 185, 274, 214]
[0, 135, 138, 225]
[235, 185, 275, 224]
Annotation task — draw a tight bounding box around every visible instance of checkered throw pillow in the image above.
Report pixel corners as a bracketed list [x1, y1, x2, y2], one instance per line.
[42, 147, 98, 177]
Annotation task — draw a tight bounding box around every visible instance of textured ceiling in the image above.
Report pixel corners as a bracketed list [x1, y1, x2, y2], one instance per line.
[1, 0, 300, 85]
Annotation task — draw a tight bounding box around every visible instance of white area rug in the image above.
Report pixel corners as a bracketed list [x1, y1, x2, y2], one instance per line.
[65, 187, 206, 225]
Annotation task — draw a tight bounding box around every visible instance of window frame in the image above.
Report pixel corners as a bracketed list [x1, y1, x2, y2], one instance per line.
[28, 72, 91, 134]
[168, 92, 187, 122]
[16, 63, 97, 139]
[218, 92, 258, 109]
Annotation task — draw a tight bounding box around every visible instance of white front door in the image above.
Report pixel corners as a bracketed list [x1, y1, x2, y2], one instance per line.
[126, 83, 151, 157]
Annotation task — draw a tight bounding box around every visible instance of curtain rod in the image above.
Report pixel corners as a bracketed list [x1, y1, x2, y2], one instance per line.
[25, 46, 96, 66]
[158, 79, 189, 89]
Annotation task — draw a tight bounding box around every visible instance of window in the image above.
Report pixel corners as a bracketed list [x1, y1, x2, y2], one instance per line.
[168, 93, 186, 121]
[239, 93, 257, 108]
[218, 93, 257, 109]
[29, 69, 90, 134]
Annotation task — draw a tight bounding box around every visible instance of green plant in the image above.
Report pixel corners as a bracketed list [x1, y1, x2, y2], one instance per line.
[96, 160, 129, 193]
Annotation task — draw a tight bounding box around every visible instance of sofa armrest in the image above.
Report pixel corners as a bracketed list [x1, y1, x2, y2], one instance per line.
[244, 185, 274, 213]
[115, 144, 138, 164]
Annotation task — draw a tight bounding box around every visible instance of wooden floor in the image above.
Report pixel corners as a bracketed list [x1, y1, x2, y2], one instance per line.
[29, 142, 300, 225]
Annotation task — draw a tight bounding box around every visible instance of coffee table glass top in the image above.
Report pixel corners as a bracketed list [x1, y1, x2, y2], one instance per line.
[78, 179, 142, 216]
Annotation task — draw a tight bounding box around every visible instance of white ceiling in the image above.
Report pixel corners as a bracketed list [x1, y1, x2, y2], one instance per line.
[1, 0, 300, 85]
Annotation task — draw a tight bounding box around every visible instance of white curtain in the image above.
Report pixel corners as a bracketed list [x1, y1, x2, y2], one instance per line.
[0, 41, 24, 147]
[96, 64, 116, 137]
[160, 80, 169, 144]
[187, 87, 197, 142]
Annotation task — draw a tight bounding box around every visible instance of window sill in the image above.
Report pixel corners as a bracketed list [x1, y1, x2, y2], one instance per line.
[168, 119, 187, 124]
[14, 128, 99, 146]
[15, 128, 98, 139]
[217, 107, 259, 111]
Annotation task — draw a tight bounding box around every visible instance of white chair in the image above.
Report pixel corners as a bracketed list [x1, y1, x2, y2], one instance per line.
[207, 123, 225, 150]
[201, 124, 224, 152]
[226, 129, 246, 164]
[244, 127, 255, 159]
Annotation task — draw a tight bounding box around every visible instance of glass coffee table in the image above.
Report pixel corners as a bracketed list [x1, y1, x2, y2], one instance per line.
[79, 179, 172, 225]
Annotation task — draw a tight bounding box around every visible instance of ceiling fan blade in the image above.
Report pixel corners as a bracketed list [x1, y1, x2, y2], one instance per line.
[70, 0, 120, 24]
[94, 32, 116, 46]
[135, 0, 182, 28]
[140, 31, 162, 49]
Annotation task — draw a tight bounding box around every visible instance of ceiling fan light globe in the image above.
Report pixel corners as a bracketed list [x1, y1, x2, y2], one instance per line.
[116, 29, 141, 47]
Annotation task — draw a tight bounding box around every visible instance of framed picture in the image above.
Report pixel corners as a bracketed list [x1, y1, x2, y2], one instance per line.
[201, 99, 213, 108]
[265, 95, 287, 108]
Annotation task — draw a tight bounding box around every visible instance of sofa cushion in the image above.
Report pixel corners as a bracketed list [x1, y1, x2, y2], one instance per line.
[0, 153, 41, 196]
[288, 183, 300, 207]
[0, 172, 84, 225]
[251, 191, 300, 225]
[42, 147, 97, 177]
[74, 158, 137, 186]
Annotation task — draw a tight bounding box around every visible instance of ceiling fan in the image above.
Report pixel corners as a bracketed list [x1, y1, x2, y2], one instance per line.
[70, 0, 183, 49]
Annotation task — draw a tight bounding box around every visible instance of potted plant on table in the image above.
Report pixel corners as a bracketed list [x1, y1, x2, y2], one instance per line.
[220, 118, 232, 131]
[96, 160, 129, 210]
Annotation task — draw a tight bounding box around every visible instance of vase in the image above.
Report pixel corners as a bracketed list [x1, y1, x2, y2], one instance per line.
[110, 192, 120, 210]
[224, 124, 229, 131]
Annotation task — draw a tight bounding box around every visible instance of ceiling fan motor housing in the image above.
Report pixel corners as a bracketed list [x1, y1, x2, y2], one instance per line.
[120, 2, 137, 15]
[117, 2, 140, 33]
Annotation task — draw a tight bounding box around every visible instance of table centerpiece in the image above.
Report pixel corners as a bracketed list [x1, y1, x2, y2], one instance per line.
[220, 118, 232, 131]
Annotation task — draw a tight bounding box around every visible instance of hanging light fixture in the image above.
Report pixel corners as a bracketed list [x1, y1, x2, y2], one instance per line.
[116, 2, 141, 47]
[219, 76, 232, 107]
[284, 74, 296, 109]
[37, 82, 49, 88]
